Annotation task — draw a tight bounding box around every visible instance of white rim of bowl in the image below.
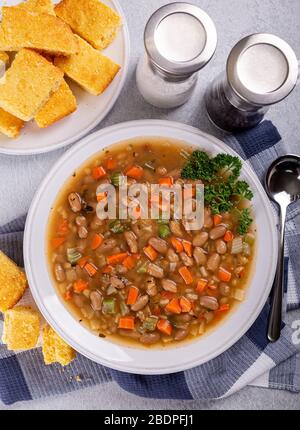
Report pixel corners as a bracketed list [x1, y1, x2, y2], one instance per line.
[0, 0, 130, 156]
[24, 120, 278, 374]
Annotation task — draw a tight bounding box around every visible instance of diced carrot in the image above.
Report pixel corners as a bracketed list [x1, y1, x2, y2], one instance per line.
[157, 319, 172, 336]
[183, 186, 196, 199]
[159, 177, 174, 187]
[57, 218, 69, 236]
[165, 298, 182, 314]
[161, 291, 176, 300]
[105, 157, 117, 170]
[107, 252, 128, 265]
[215, 303, 230, 313]
[143, 245, 158, 262]
[97, 192, 107, 202]
[78, 256, 89, 268]
[152, 305, 161, 316]
[126, 165, 144, 179]
[178, 266, 193, 285]
[123, 255, 136, 270]
[64, 290, 72, 301]
[131, 205, 141, 220]
[213, 214, 223, 226]
[84, 262, 98, 277]
[207, 289, 219, 298]
[91, 233, 104, 250]
[73, 279, 88, 293]
[52, 237, 66, 249]
[182, 240, 193, 257]
[224, 230, 234, 242]
[218, 267, 232, 282]
[171, 237, 183, 253]
[118, 316, 135, 330]
[196, 278, 208, 293]
[127, 286, 139, 305]
[102, 265, 113, 274]
[132, 253, 141, 261]
[92, 166, 107, 180]
[180, 297, 192, 313]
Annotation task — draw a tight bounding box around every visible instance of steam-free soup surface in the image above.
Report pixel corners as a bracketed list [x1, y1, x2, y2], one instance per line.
[47, 138, 256, 347]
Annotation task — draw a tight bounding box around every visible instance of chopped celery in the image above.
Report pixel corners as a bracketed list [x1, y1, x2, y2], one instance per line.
[109, 220, 124, 234]
[244, 232, 255, 245]
[111, 172, 125, 187]
[102, 297, 116, 314]
[67, 248, 82, 265]
[120, 300, 130, 316]
[137, 260, 149, 274]
[158, 224, 171, 238]
[142, 316, 158, 332]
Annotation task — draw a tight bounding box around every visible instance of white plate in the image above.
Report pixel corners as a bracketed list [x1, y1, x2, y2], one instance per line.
[0, 0, 130, 155]
[24, 120, 278, 375]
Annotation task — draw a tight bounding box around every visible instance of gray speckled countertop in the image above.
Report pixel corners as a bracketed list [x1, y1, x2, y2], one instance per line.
[1, 0, 300, 410]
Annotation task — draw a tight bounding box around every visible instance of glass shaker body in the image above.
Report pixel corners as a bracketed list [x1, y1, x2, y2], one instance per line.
[136, 54, 198, 109]
[205, 73, 268, 132]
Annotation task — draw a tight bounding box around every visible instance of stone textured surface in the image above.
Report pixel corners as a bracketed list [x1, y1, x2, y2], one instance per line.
[1, 0, 300, 410]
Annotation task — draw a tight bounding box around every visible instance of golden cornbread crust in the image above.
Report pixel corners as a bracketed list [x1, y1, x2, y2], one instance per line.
[0, 49, 64, 121]
[0, 108, 25, 138]
[2, 306, 40, 350]
[17, 0, 55, 15]
[35, 79, 77, 128]
[54, 35, 120, 96]
[0, 7, 78, 56]
[42, 325, 76, 366]
[55, 0, 121, 50]
[0, 52, 9, 65]
[0, 251, 27, 312]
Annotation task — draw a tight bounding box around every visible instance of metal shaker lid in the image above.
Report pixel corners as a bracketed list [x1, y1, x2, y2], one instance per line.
[144, 2, 217, 76]
[227, 33, 299, 106]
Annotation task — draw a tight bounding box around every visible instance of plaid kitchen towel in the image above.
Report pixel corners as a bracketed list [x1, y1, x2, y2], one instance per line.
[0, 120, 300, 405]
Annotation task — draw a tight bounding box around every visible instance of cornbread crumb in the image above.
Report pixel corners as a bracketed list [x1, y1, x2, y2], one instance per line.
[0, 7, 78, 56]
[0, 251, 27, 312]
[0, 108, 24, 138]
[35, 80, 77, 128]
[17, 0, 55, 15]
[54, 35, 120, 96]
[42, 325, 76, 366]
[0, 48, 63, 121]
[55, 0, 121, 50]
[0, 52, 9, 65]
[2, 306, 40, 350]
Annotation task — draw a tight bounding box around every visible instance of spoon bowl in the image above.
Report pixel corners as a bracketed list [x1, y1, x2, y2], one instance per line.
[265, 154, 300, 342]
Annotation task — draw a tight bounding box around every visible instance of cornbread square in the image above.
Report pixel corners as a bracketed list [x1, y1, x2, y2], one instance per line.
[0, 108, 25, 138]
[35, 80, 77, 128]
[2, 306, 40, 350]
[17, 0, 55, 15]
[0, 49, 64, 121]
[0, 7, 78, 56]
[54, 35, 120, 96]
[42, 325, 76, 366]
[0, 52, 9, 65]
[55, 0, 121, 50]
[0, 251, 27, 312]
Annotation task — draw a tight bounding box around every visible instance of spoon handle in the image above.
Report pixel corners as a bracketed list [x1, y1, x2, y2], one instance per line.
[267, 205, 287, 342]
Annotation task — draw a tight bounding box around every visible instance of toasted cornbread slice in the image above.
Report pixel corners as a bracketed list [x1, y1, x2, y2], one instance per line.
[35, 80, 77, 128]
[2, 306, 40, 350]
[0, 251, 27, 312]
[42, 325, 76, 366]
[55, 0, 121, 50]
[0, 52, 9, 65]
[54, 36, 120, 96]
[0, 7, 78, 56]
[0, 49, 64, 121]
[0, 108, 25, 138]
[17, 0, 55, 15]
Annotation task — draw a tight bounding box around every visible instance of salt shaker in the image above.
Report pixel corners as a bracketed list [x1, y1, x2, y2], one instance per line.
[136, 2, 217, 109]
[205, 34, 299, 132]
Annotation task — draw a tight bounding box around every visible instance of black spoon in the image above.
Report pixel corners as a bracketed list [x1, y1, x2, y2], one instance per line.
[265, 154, 300, 342]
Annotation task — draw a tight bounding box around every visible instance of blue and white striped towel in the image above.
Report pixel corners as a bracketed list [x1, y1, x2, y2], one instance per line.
[0, 121, 300, 405]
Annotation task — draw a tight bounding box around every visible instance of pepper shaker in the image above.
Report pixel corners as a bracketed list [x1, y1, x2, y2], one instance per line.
[136, 2, 217, 109]
[205, 34, 299, 132]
